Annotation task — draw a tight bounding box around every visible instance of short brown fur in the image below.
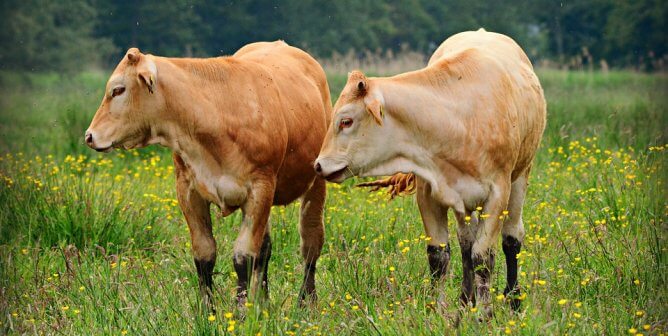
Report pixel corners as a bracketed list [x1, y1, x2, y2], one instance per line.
[86, 41, 332, 306]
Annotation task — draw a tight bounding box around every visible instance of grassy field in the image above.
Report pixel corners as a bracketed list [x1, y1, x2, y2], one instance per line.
[0, 69, 666, 335]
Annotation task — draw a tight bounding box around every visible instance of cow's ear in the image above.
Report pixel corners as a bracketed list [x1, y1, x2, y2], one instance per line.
[136, 56, 157, 94]
[365, 98, 383, 126]
[357, 79, 367, 92]
[138, 71, 155, 94]
[348, 70, 368, 97]
[126, 48, 142, 65]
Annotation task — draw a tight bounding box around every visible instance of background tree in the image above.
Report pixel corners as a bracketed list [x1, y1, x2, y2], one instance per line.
[0, 0, 665, 72]
[0, 0, 115, 72]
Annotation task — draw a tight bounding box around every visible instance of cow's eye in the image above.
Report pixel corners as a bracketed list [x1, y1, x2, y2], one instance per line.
[111, 86, 126, 98]
[339, 118, 353, 129]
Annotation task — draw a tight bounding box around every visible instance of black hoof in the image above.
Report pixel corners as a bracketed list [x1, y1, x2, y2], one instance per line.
[504, 287, 522, 311]
[298, 289, 317, 308]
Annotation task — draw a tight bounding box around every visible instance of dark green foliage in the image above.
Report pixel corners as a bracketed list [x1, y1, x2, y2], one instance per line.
[0, 0, 116, 72]
[0, 1, 666, 72]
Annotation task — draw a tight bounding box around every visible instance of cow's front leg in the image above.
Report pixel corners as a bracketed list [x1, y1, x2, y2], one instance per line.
[233, 178, 275, 306]
[174, 155, 216, 310]
[472, 178, 511, 319]
[416, 179, 450, 282]
[455, 211, 476, 307]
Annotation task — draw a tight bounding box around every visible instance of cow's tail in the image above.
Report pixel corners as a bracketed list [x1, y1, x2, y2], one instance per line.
[356, 173, 417, 199]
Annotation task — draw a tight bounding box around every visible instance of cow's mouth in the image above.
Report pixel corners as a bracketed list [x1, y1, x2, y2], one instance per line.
[93, 144, 114, 153]
[323, 166, 349, 183]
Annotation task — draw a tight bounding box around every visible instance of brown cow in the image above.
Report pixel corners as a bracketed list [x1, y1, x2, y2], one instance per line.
[85, 41, 332, 306]
[315, 29, 546, 317]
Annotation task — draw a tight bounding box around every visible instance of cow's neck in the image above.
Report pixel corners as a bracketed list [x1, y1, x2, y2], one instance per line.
[374, 78, 455, 165]
[148, 58, 226, 166]
[141, 57, 250, 210]
[369, 78, 467, 208]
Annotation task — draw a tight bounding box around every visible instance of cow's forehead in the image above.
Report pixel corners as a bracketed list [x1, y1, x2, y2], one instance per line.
[334, 87, 362, 112]
[334, 102, 356, 116]
[107, 74, 124, 88]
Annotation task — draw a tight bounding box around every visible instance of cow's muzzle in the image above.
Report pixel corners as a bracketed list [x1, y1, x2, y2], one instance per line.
[84, 130, 113, 152]
[314, 159, 350, 183]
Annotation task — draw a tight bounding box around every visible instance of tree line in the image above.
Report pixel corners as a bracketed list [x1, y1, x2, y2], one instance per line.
[1, 0, 665, 72]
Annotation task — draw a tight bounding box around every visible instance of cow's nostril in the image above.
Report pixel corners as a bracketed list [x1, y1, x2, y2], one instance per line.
[85, 132, 93, 145]
[314, 162, 322, 174]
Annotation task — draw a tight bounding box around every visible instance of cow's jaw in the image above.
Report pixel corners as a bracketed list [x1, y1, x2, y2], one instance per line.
[323, 165, 351, 183]
[360, 156, 417, 177]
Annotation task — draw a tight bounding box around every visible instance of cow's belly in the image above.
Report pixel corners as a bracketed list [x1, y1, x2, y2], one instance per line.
[272, 150, 318, 206]
[272, 113, 326, 205]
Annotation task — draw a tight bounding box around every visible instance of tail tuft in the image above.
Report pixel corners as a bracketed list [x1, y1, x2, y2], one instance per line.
[356, 173, 416, 199]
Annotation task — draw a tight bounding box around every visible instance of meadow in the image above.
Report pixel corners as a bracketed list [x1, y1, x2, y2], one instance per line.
[0, 68, 666, 335]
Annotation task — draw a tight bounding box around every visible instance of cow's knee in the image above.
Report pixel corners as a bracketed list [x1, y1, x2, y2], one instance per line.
[191, 233, 217, 294]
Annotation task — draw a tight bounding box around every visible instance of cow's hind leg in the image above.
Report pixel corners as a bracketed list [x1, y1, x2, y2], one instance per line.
[502, 173, 529, 311]
[233, 179, 275, 306]
[174, 155, 217, 310]
[298, 178, 325, 304]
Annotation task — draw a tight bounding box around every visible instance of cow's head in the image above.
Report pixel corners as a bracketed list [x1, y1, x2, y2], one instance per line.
[315, 71, 397, 182]
[85, 48, 162, 152]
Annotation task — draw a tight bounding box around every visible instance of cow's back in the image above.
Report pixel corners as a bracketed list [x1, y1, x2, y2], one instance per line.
[428, 30, 546, 179]
[234, 41, 332, 204]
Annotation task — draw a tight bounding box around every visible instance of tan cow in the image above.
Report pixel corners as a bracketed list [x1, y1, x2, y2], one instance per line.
[315, 29, 546, 316]
[85, 41, 332, 306]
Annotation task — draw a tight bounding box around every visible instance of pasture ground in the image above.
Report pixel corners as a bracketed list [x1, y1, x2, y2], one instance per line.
[0, 70, 666, 335]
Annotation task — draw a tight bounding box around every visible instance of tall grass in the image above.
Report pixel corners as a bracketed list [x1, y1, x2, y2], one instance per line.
[0, 69, 666, 335]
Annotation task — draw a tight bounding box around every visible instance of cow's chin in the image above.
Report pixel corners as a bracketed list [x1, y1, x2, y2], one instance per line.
[323, 166, 353, 183]
[114, 133, 152, 151]
[93, 145, 114, 153]
[118, 141, 147, 150]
